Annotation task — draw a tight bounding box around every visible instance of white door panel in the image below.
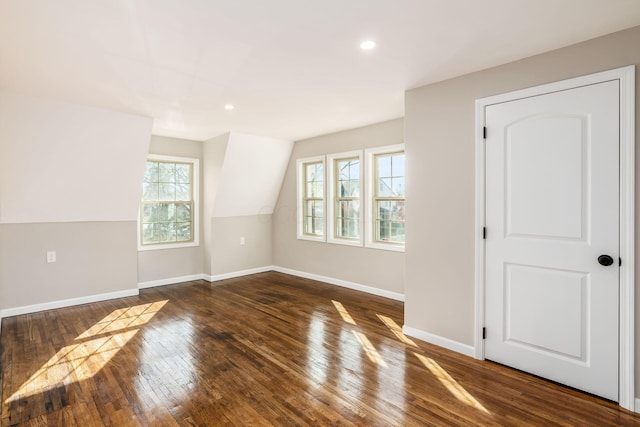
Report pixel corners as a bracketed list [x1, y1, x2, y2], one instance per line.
[485, 81, 619, 401]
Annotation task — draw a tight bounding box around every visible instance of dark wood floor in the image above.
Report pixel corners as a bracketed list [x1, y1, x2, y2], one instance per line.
[1, 272, 639, 426]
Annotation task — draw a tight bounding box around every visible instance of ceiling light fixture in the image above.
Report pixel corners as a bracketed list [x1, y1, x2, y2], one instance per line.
[360, 40, 376, 50]
[224, 104, 235, 110]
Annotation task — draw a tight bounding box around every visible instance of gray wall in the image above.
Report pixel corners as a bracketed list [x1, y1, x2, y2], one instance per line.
[404, 25, 640, 392]
[138, 135, 204, 284]
[211, 214, 272, 276]
[203, 134, 229, 276]
[0, 94, 151, 316]
[0, 222, 137, 309]
[273, 118, 405, 295]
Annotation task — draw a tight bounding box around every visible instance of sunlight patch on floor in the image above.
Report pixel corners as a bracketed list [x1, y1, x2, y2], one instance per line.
[353, 331, 388, 368]
[332, 300, 356, 325]
[414, 353, 490, 414]
[6, 300, 169, 403]
[77, 300, 168, 339]
[376, 314, 417, 347]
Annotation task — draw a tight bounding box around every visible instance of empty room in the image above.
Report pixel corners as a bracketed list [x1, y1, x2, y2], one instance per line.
[2, 1, 640, 425]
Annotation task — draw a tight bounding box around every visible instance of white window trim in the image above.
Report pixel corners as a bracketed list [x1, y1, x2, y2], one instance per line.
[296, 155, 326, 242]
[137, 154, 200, 251]
[365, 144, 405, 252]
[327, 150, 364, 247]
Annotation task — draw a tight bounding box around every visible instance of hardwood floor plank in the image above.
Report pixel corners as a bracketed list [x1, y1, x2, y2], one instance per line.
[2, 271, 640, 426]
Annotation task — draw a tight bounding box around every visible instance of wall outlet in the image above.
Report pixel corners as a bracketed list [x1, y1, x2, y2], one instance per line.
[46, 251, 56, 263]
[240, 237, 246, 245]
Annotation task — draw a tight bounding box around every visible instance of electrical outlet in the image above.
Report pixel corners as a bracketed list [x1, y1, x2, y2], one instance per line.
[240, 237, 246, 245]
[47, 251, 56, 263]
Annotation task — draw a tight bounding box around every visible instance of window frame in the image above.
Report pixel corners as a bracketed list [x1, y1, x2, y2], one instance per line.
[137, 154, 200, 251]
[365, 144, 405, 252]
[296, 156, 326, 242]
[327, 150, 364, 247]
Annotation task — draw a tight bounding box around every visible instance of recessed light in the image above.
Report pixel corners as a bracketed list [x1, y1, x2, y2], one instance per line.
[224, 104, 235, 110]
[360, 40, 376, 50]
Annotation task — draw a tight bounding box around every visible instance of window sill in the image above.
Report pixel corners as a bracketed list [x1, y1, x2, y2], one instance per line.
[297, 234, 326, 243]
[365, 241, 405, 252]
[138, 240, 200, 251]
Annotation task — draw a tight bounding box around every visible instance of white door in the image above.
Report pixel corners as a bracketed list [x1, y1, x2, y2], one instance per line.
[484, 80, 619, 401]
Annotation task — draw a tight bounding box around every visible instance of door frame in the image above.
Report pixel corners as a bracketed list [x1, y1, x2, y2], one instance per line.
[474, 66, 635, 411]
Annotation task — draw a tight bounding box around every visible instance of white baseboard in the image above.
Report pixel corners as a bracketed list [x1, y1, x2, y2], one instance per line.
[272, 266, 405, 302]
[206, 266, 275, 282]
[138, 274, 208, 289]
[635, 398, 639, 413]
[0, 288, 140, 318]
[402, 325, 475, 358]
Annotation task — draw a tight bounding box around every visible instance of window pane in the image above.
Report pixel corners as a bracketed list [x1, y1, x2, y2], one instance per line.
[306, 163, 323, 183]
[157, 222, 176, 242]
[349, 161, 360, 178]
[312, 217, 324, 235]
[156, 203, 176, 221]
[176, 203, 191, 222]
[142, 182, 159, 201]
[377, 155, 392, 178]
[336, 200, 360, 239]
[392, 154, 405, 177]
[376, 220, 405, 243]
[307, 181, 323, 198]
[378, 178, 393, 196]
[142, 223, 158, 244]
[304, 216, 325, 236]
[142, 204, 157, 222]
[375, 200, 405, 243]
[144, 162, 159, 183]
[337, 158, 358, 180]
[337, 200, 360, 220]
[305, 162, 324, 198]
[176, 183, 190, 201]
[158, 162, 175, 183]
[304, 200, 324, 235]
[391, 177, 405, 197]
[176, 222, 191, 241]
[336, 219, 359, 239]
[175, 164, 190, 183]
[159, 183, 176, 200]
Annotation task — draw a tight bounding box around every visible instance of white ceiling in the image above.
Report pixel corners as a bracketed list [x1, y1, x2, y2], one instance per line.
[1, 0, 639, 142]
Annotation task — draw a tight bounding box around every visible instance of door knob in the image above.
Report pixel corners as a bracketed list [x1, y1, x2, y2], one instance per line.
[597, 255, 614, 266]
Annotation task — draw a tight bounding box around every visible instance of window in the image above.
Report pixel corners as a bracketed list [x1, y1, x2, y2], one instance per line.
[138, 154, 199, 250]
[297, 145, 404, 252]
[366, 145, 405, 251]
[327, 151, 363, 246]
[297, 156, 325, 241]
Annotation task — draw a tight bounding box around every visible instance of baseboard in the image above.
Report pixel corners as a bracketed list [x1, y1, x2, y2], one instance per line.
[0, 288, 140, 318]
[138, 274, 208, 289]
[635, 398, 639, 413]
[205, 266, 275, 282]
[272, 266, 405, 302]
[402, 325, 475, 358]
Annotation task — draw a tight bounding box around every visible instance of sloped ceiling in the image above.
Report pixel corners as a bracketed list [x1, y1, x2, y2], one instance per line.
[213, 133, 292, 218]
[1, 0, 639, 141]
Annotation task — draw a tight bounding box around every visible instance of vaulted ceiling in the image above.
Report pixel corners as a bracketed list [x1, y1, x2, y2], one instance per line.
[1, 0, 639, 141]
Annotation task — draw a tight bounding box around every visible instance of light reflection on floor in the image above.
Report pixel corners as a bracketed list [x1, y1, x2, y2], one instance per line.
[376, 314, 417, 347]
[352, 331, 388, 368]
[328, 301, 489, 417]
[306, 313, 329, 387]
[414, 352, 490, 414]
[332, 300, 356, 325]
[7, 300, 168, 403]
